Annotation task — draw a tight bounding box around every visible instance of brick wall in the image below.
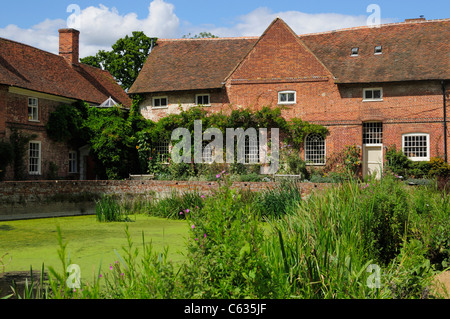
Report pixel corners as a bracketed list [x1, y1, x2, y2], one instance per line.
[3, 90, 79, 181]
[222, 20, 449, 163]
[0, 180, 332, 220]
[138, 18, 449, 165]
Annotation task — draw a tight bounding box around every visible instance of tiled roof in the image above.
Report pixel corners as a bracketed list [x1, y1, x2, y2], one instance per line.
[128, 37, 257, 94]
[0, 37, 131, 107]
[300, 19, 450, 83]
[129, 18, 449, 93]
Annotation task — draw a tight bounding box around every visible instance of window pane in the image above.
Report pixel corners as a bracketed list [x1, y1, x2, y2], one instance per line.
[365, 90, 373, 99]
[245, 136, 259, 164]
[280, 93, 287, 102]
[374, 90, 381, 99]
[29, 142, 40, 174]
[305, 134, 325, 165]
[363, 122, 383, 144]
[403, 135, 428, 160]
[161, 98, 167, 106]
[155, 141, 169, 163]
[202, 141, 213, 163]
[288, 93, 295, 102]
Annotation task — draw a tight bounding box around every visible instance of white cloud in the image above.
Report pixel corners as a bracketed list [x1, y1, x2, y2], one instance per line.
[0, 0, 180, 58]
[0, 19, 66, 55]
[0, 2, 396, 58]
[73, 0, 180, 56]
[202, 7, 395, 37]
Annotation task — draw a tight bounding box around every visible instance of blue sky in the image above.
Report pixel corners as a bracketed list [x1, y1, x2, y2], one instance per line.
[0, 0, 448, 57]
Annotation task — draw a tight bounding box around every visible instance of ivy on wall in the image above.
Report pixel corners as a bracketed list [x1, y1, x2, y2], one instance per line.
[46, 97, 151, 180]
[46, 96, 328, 180]
[136, 105, 329, 175]
[9, 129, 37, 180]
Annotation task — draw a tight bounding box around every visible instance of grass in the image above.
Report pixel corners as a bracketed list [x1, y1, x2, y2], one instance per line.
[0, 215, 189, 280]
[1, 174, 449, 299]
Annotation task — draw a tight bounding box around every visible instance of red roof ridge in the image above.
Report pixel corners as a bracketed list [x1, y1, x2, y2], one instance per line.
[156, 36, 259, 42]
[79, 61, 111, 74]
[155, 18, 449, 42]
[298, 17, 450, 37]
[0, 36, 61, 59]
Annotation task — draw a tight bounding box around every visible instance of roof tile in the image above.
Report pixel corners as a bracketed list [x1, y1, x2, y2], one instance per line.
[0, 37, 131, 107]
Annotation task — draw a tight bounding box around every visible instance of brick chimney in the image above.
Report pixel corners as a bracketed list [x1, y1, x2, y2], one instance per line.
[59, 28, 80, 65]
[404, 17, 426, 23]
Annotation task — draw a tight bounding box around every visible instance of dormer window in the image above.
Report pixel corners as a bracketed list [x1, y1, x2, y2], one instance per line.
[351, 47, 359, 56]
[374, 45, 382, 55]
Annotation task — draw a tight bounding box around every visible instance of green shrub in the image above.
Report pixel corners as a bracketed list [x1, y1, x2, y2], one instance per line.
[361, 177, 411, 265]
[149, 191, 204, 219]
[285, 152, 310, 179]
[429, 157, 450, 177]
[385, 145, 412, 177]
[409, 187, 450, 270]
[95, 196, 131, 222]
[181, 177, 273, 298]
[385, 146, 448, 179]
[384, 240, 438, 299]
[309, 171, 347, 183]
[253, 180, 303, 219]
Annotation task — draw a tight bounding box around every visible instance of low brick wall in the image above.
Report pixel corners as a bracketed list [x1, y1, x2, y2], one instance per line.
[0, 180, 332, 221]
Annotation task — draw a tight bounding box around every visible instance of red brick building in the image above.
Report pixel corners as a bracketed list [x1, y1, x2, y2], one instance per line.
[0, 28, 131, 181]
[129, 17, 449, 178]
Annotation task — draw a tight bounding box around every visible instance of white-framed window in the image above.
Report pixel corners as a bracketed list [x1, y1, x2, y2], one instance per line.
[28, 97, 39, 121]
[69, 151, 77, 173]
[244, 135, 259, 164]
[351, 47, 359, 56]
[202, 140, 214, 164]
[374, 45, 383, 55]
[29, 141, 41, 175]
[363, 88, 383, 101]
[195, 94, 210, 106]
[154, 140, 170, 163]
[152, 96, 168, 109]
[278, 91, 296, 105]
[305, 133, 326, 165]
[363, 122, 383, 145]
[402, 133, 430, 161]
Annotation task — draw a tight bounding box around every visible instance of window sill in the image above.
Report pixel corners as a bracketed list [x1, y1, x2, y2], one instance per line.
[152, 106, 169, 110]
[28, 119, 40, 123]
[407, 157, 430, 162]
[306, 163, 326, 166]
[362, 99, 383, 102]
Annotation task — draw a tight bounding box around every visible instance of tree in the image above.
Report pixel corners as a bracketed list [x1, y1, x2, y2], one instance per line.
[80, 31, 157, 91]
[182, 32, 218, 39]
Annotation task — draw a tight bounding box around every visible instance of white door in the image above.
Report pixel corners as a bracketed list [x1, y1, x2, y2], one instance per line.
[363, 145, 383, 179]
